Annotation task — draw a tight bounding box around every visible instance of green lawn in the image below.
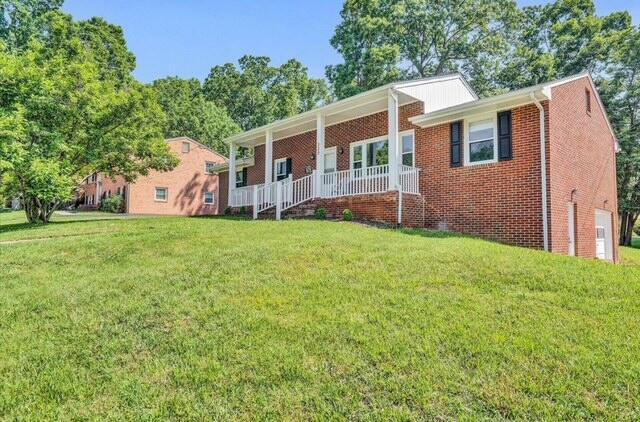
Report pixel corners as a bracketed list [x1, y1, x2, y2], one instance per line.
[1, 211, 640, 419]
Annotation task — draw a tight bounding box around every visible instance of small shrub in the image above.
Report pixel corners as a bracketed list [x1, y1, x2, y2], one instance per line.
[315, 207, 327, 220]
[342, 208, 353, 221]
[239, 206, 246, 215]
[224, 206, 232, 216]
[100, 195, 124, 213]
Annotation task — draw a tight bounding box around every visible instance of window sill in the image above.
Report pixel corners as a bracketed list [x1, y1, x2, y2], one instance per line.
[464, 159, 498, 167]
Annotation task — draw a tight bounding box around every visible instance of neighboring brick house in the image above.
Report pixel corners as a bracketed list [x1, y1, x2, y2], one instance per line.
[216, 73, 619, 262]
[78, 137, 226, 216]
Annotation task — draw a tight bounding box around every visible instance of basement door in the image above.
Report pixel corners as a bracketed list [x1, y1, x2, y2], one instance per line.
[595, 209, 613, 261]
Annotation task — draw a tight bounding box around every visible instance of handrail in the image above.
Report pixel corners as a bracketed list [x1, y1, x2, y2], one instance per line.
[281, 172, 315, 211]
[236, 164, 420, 219]
[256, 182, 276, 213]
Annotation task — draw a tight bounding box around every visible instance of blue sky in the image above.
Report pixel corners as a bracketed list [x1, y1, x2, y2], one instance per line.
[63, 0, 639, 84]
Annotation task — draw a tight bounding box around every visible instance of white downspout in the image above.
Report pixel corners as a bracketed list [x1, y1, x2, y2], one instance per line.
[531, 92, 549, 252]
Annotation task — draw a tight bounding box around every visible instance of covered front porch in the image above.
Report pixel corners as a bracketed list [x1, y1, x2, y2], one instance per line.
[225, 84, 422, 220]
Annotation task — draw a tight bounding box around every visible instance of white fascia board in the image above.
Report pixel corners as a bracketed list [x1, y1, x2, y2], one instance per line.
[224, 73, 473, 146]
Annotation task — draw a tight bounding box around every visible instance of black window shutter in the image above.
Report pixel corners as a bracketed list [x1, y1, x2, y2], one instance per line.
[498, 110, 512, 161]
[285, 158, 293, 176]
[242, 167, 248, 186]
[450, 121, 462, 167]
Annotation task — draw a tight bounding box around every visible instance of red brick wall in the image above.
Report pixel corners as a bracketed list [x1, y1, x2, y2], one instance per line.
[416, 103, 546, 249]
[219, 171, 229, 213]
[128, 139, 225, 216]
[312, 193, 399, 225]
[547, 78, 619, 262]
[400, 193, 425, 228]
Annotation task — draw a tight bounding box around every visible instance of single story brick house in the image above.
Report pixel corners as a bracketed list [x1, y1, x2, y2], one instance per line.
[215, 73, 620, 262]
[78, 137, 226, 216]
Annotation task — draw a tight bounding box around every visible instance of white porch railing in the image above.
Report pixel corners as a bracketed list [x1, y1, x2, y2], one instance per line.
[230, 164, 420, 220]
[256, 182, 277, 213]
[230, 185, 253, 207]
[320, 164, 389, 198]
[399, 165, 420, 194]
[281, 172, 315, 211]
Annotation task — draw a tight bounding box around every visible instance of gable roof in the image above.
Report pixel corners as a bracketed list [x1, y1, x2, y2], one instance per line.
[409, 73, 618, 147]
[166, 136, 228, 162]
[224, 73, 477, 147]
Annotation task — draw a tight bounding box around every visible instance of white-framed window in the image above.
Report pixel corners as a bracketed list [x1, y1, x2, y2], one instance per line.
[349, 130, 415, 171]
[236, 169, 247, 188]
[465, 115, 497, 165]
[205, 161, 216, 174]
[324, 147, 337, 173]
[182, 142, 190, 153]
[350, 135, 389, 171]
[274, 158, 288, 181]
[401, 131, 415, 167]
[155, 187, 168, 202]
[352, 144, 363, 170]
[204, 192, 215, 205]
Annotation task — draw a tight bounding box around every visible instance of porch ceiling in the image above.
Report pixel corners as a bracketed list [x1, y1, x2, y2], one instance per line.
[231, 90, 419, 148]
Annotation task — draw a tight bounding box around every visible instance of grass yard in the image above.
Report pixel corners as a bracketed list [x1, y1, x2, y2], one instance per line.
[1, 211, 640, 419]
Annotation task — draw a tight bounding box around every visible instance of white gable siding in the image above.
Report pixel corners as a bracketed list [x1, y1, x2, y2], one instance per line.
[397, 78, 476, 114]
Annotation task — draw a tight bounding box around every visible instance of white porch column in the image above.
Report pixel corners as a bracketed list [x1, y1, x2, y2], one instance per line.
[264, 129, 273, 184]
[388, 89, 399, 190]
[315, 113, 325, 197]
[228, 142, 237, 206]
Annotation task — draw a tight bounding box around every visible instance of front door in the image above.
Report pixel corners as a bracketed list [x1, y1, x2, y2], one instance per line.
[324, 147, 337, 173]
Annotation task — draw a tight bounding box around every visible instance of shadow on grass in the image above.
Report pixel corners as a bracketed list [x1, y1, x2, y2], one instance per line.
[398, 228, 469, 240]
[0, 217, 139, 235]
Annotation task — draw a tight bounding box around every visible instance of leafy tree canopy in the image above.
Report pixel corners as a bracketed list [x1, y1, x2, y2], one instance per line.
[496, 0, 632, 89]
[598, 26, 640, 245]
[0, 0, 63, 51]
[202, 55, 330, 130]
[151, 77, 240, 155]
[0, 10, 177, 223]
[327, 0, 519, 99]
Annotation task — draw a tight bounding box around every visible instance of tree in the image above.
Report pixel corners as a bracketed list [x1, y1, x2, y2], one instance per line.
[152, 77, 240, 155]
[599, 27, 640, 246]
[326, 0, 519, 99]
[496, 0, 632, 90]
[0, 0, 63, 51]
[0, 12, 177, 223]
[326, 0, 402, 100]
[203, 55, 330, 130]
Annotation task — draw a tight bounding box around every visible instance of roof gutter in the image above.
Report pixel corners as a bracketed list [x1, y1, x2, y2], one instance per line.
[531, 92, 550, 252]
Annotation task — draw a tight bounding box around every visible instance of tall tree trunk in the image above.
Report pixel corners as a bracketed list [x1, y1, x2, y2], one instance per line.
[23, 196, 39, 223]
[619, 212, 639, 246]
